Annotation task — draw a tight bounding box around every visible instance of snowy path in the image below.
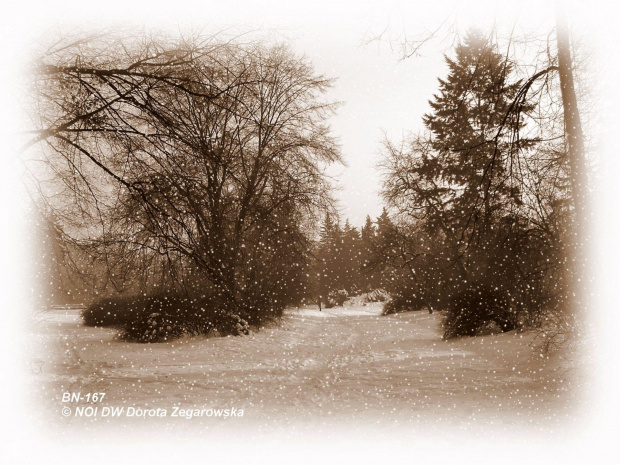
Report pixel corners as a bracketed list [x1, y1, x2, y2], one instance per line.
[27, 304, 581, 435]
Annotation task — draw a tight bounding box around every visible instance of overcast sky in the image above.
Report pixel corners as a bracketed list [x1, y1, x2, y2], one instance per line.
[1, 0, 604, 229]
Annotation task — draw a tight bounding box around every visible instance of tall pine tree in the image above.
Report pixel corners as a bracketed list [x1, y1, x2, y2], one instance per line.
[390, 29, 532, 281]
[380, 29, 556, 324]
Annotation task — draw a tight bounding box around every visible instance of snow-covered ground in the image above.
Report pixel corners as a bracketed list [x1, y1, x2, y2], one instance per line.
[26, 302, 586, 437]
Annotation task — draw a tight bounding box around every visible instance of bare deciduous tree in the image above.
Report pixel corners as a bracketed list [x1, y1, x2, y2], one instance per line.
[25, 31, 342, 321]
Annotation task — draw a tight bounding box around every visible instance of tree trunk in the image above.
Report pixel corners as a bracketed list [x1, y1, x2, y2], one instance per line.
[556, 5, 589, 321]
[556, 6, 588, 229]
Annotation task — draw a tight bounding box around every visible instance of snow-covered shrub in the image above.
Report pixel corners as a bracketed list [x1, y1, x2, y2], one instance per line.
[382, 288, 427, 315]
[84, 294, 250, 342]
[477, 320, 503, 336]
[235, 296, 285, 326]
[325, 289, 348, 308]
[364, 289, 389, 303]
[120, 307, 250, 343]
[82, 296, 151, 327]
[443, 283, 517, 339]
[122, 312, 188, 342]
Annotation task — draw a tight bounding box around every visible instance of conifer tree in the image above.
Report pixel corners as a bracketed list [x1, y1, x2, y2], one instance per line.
[422, 29, 529, 253]
[383, 29, 533, 284]
[380, 29, 560, 323]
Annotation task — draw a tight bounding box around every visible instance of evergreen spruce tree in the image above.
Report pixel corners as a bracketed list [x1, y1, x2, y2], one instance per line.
[380, 28, 554, 325]
[316, 212, 345, 300]
[405, 29, 531, 281]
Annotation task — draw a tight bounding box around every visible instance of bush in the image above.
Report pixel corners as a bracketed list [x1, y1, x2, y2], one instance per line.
[443, 283, 517, 339]
[120, 308, 250, 343]
[325, 289, 348, 308]
[382, 288, 427, 315]
[82, 294, 250, 343]
[365, 289, 389, 303]
[82, 295, 150, 327]
[122, 312, 189, 342]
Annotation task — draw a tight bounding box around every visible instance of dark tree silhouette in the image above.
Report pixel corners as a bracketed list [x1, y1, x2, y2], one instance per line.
[380, 29, 572, 333]
[25, 31, 342, 323]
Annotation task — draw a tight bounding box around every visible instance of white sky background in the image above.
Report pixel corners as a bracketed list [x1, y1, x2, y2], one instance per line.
[1, 0, 620, 463]
[5, 0, 574, 227]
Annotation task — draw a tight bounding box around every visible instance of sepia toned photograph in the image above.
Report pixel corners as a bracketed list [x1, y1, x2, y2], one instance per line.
[1, 0, 619, 463]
